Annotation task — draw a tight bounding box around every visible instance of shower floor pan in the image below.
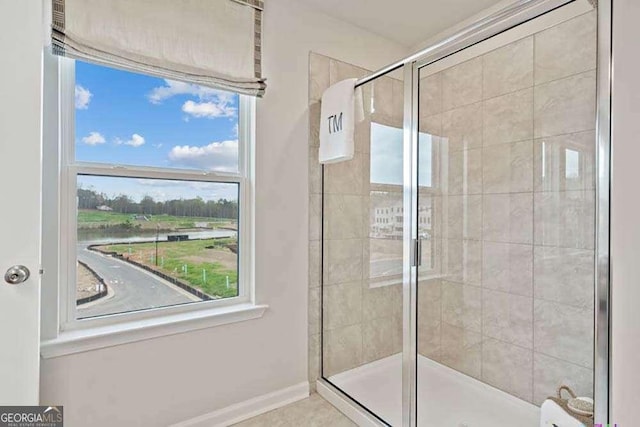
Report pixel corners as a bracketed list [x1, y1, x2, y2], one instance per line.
[323, 354, 539, 426]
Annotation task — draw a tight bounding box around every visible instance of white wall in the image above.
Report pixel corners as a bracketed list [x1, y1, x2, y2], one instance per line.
[409, 0, 516, 52]
[39, 0, 405, 425]
[611, 0, 640, 424]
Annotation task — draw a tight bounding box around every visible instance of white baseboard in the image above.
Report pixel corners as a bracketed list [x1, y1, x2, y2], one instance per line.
[171, 382, 310, 427]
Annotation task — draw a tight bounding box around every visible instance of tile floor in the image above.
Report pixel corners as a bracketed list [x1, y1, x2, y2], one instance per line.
[232, 393, 355, 426]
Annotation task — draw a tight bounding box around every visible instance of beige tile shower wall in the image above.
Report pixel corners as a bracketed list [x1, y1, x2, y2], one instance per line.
[308, 54, 405, 387]
[417, 10, 597, 405]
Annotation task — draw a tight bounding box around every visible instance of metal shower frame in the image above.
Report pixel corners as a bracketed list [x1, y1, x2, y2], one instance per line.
[318, 0, 612, 425]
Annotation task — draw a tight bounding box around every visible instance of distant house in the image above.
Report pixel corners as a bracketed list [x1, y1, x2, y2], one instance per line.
[371, 203, 431, 239]
[96, 205, 113, 211]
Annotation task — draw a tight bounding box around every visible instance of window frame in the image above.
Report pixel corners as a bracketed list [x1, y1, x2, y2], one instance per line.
[43, 55, 258, 339]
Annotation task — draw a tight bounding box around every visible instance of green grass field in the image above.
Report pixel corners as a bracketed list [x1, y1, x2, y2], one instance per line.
[78, 210, 236, 231]
[98, 238, 238, 298]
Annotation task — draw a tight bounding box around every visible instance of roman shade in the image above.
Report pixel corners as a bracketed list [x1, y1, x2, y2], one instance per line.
[51, 0, 266, 96]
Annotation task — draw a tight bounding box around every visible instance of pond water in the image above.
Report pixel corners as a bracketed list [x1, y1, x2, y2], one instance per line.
[78, 229, 237, 245]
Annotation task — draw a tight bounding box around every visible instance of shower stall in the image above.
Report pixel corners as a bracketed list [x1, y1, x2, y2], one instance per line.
[314, 0, 611, 425]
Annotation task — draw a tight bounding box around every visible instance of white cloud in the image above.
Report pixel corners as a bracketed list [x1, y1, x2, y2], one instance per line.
[148, 79, 237, 119]
[182, 100, 236, 119]
[134, 179, 238, 201]
[75, 85, 92, 109]
[148, 79, 233, 104]
[81, 131, 106, 145]
[168, 140, 238, 172]
[137, 179, 230, 192]
[115, 133, 145, 147]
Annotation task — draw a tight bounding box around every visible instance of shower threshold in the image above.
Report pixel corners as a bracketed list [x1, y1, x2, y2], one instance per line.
[320, 354, 539, 426]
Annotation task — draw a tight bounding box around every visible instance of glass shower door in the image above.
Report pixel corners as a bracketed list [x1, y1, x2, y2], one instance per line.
[415, 3, 598, 426]
[321, 65, 405, 426]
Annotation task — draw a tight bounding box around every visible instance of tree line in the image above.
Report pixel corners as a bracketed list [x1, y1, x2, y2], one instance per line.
[78, 188, 238, 219]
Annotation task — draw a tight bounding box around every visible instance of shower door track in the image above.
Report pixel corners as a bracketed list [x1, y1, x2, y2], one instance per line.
[318, 0, 612, 425]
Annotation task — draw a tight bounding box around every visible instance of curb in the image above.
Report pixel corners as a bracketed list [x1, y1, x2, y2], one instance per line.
[77, 260, 109, 305]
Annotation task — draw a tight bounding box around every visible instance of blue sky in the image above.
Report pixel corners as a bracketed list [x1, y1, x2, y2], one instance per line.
[75, 61, 436, 203]
[75, 61, 240, 202]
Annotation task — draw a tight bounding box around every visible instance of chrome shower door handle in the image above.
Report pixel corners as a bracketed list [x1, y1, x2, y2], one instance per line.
[412, 238, 423, 267]
[4, 265, 30, 285]
[413, 234, 430, 267]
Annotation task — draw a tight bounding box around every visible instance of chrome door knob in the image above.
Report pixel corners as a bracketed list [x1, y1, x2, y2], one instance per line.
[4, 265, 30, 285]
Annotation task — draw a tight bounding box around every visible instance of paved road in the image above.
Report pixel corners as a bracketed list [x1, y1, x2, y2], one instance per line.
[77, 246, 199, 318]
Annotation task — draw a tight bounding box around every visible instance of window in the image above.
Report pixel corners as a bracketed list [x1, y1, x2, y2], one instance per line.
[369, 122, 433, 188]
[50, 58, 254, 330]
[565, 148, 580, 179]
[368, 123, 437, 287]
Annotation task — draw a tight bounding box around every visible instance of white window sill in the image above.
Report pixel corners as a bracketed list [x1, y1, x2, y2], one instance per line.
[40, 303, 268, 358]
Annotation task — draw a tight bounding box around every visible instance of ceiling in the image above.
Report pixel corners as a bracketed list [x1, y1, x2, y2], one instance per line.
[298, 0, 507, 47]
